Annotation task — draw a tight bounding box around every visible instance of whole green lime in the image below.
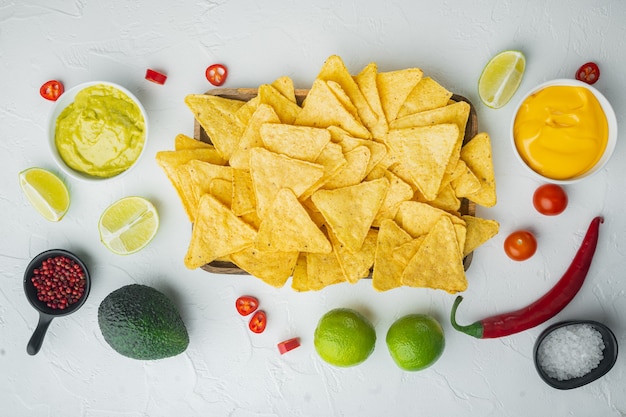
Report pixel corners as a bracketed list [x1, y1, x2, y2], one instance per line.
[314, 308, 376, 367]
[386, 314, 445, 371]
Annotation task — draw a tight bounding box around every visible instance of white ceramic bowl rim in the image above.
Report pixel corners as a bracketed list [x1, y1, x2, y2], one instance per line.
[510, 78, 617, 185]
[47, 81, 149, 182]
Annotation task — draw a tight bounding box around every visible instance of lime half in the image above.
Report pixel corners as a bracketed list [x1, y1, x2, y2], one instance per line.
[98, 196, 159, 255]
[19, 167, 70, 222]
[478, 50, 526, 109]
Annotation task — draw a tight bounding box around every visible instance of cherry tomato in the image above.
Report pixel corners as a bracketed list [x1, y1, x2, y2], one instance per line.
[533, 184, 568, 216]
[235, 295, 259, 316]
[205, 64, 228, 86]
[504, 230, 537, 261]
[277, 337, 301, 354]
[249, 310, 267, 333]
[40, 80, 64, 101]
[145, 68, 167, 85]
[575, 62, 600, 85]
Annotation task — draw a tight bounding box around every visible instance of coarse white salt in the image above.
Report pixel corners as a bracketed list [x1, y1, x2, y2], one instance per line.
[537, 324, 605, 381]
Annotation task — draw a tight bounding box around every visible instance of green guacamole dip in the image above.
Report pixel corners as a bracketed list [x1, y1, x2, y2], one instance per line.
[55, 84, 146, 178]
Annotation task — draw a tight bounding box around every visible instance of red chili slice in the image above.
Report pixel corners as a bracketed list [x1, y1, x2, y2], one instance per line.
[145, 69, 167, 85]
[575, 62, 600, 85]
[235, 295, 258, 316]
[205, 64, 228, 86]
[40, 80, 64, 101]
[277, 337, 301, 354]
[249, 310, 267, 333]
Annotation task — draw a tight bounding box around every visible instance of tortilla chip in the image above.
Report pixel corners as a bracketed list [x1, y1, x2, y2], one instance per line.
[462, 215, 499, 257]
[231, 169, 256, 216]
[372, 219, 412, 291]
[401, 216, 467, 293]
[184, 94, 245, 160]
[300, 142, 347, 200]
[370, 169, 414, 227]
[312, 178, 389, 252]
[174, 133, 215, 151]
[377, 67, 423, 122]
[397, 77, 453, 118]
[184, 194, 257, 269]
[385, 124, 459, 200]
[255, 188, 332, 254]
[329, 228, 378, 283]
[258, 84, 301, 124]
[291, 254, 310, 292]
[229, 104, 281, 170]
[328, 126, 388, 176]
[451, 160, 482, 197]
[295, 79, 371, 139]
[322, 146, 371, 189]
[317, 55, 379, 134]
[354, 62, 388, 138]
[260, 123, 330, 162]
[461, 132, 497, 207]
[229, 247, 298, 288]
[249, 147, 325, 217]
[306, 250, 346, 290]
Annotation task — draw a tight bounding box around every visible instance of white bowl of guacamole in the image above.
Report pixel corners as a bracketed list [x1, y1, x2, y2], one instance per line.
[48, 81, 148, 181]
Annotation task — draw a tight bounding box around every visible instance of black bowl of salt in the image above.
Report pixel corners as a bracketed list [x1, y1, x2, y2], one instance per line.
[533, 320, 618, 390]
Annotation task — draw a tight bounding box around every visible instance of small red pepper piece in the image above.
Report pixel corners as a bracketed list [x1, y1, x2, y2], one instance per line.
[277, 337, 301, 354]
[575, 62, 600, 85]
[451, 216, 603, 338]
[40, 80, 64, 101]
[145, 69, 167, 85]
[235, 295, 258, 316]
[249, 310, 267, 333]
[205, 64, 228, 86]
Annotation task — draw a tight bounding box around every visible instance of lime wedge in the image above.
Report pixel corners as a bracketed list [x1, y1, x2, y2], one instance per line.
[19, 167, 70, 222]
[98, 196, 159, 255]
[478, 50, 526, 109]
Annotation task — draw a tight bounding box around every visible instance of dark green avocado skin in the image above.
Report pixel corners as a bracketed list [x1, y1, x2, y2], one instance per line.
[98, 284, 189, 360]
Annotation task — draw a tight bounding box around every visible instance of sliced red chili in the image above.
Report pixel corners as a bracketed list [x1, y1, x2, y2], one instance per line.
[575, 62, 600, 85]
[249, 310, 267, 333]
[451, 216, 603, 338]
[40, 80, 64, 101]
[235, 295, 259, 316]
[145, 69, 167, 85]
[277, 337, 301, 354]
[205, 64, 228, 86]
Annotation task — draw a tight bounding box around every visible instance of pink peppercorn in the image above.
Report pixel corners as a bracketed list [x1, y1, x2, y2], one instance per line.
[30, 256, 86, 310]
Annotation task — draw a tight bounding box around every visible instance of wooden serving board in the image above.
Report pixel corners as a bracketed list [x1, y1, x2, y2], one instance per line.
[194, 88, 477, 275]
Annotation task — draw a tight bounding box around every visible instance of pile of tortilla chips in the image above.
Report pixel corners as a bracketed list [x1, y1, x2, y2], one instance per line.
[156, 55, 499, 293]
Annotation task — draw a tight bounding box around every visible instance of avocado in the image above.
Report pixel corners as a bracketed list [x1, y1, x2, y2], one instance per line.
[98, 284, 189, 360]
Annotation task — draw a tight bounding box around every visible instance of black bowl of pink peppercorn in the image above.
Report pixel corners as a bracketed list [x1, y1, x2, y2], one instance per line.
[23, 249, 91, 355]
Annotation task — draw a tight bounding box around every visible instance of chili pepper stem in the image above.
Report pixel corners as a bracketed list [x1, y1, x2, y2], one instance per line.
[450, 296, 484, 338]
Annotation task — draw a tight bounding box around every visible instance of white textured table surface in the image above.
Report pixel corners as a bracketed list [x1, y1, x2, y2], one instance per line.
[2, 1, 625, 416]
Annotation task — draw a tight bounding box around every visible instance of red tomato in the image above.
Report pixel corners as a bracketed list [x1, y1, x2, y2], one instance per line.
[277, 337, 301, 354]
[145, 68, 167, 85]
[235, 295, 258, 316]
[533, 184, 568, 216]
[40, 80, 64, 101]
[575, 62, 600, 85]
[249, 310, 267, 333]
[206, 64, 228, 86]
[504, 230, 537, 261]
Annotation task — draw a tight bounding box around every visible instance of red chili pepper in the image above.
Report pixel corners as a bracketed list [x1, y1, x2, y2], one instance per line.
[575, 62, 600, 85]
[235, 295, 259, 316]
[451, 216, 603, 338]
[205, 64, 228, 86]
[145, 69, 167, 85]
[277, 337, 301, 354]
[249, 310, 267, 333]
[40, 80, 64, 101]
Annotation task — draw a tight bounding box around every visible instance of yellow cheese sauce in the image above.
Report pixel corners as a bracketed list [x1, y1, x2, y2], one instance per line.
[55, 84, 145, 178]
[513, 85, 608, 180]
